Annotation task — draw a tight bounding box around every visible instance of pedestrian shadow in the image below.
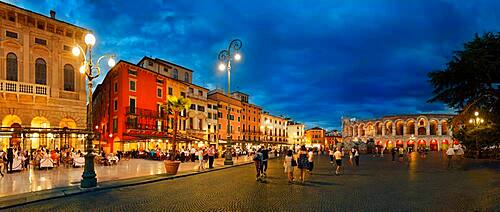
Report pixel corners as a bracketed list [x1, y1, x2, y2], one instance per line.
[311, 173, 336, 177]
[307, 180, 337, 186]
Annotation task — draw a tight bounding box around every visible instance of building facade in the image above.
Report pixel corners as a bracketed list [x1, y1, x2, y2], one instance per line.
[305, 127, 325, 148]
[186, 84, 209, 145]
[207, 89, 242, 146]
[232, 91, 262, 143]
[342, 114, 455, 151]
[0, 2, 89, 151]
[260, 112, 288, 146]
[206, 99, 218, 144]
[92, 58, 198, 153]
[287, 121, 305, 145]
[325, 130, 342, 148]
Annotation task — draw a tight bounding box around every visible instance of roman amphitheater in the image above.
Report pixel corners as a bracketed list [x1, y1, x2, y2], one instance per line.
[342, 114, 455, 151]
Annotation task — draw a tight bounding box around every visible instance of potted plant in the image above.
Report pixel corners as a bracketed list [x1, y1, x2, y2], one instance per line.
[163, 95, 191, 175]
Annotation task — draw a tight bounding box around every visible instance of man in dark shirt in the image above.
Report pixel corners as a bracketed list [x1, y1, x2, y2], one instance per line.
[260, 146, 269, 177]
[7, 147, 14, 173]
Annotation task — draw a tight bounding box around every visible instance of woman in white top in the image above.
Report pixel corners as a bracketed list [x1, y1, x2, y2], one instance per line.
[197, 148, 205, 171]
[307, 148, 314, 174]
[283, 150, 295, 183]
[334, 147, 343, 175]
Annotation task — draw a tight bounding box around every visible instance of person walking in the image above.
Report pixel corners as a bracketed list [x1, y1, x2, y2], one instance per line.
[391, 147, 396, 162]
[446, 146, 455, 169]
[297, 145, 309, 183]
[398, 146, 405, 162]
[253, 148, 263, 181]
[283, 150, 296, 184]
[329, 148, 334, 164]
[348, 148, 354, 166]
[0, 150, 5, 177]
[307, 148, 314, 174]
[190, 147, 196, 162]
[197, 148, 205, 171]
[261, 146, 269, 177]
[208, 146, 215, 169]
[334, 147, 343, 175]
[353, 147, 360, 167]
[6, 147, 14, 173]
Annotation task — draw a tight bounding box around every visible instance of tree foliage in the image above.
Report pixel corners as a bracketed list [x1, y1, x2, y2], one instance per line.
[428, 32, 500, 152]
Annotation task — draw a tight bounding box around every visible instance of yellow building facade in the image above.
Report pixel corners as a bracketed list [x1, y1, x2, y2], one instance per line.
[0, 2, 89, 150]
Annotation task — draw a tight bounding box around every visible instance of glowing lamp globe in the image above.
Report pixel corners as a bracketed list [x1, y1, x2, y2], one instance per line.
[108, 58, 116, 67]
[234, 53, 241, 61]
[79, 65, 86, 74]
[84, 33, 96, 46]
[72, 47, 80, 56]
[218, 63, 226, 71]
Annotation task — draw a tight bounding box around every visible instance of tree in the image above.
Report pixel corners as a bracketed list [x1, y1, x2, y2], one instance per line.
[164, 95, 191, 160]
[428, 32, 500, 157]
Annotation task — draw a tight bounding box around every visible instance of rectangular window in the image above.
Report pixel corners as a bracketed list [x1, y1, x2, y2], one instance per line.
[35, 38, 47, 45]
[218, 112, 222, 118]
[238, 117, 240, 122]
[63, 45, 71, 51]
[128, 69, 137, 75]
[157, 88, 162, 98]
[129, 80, 136, 91]
[181, 92, 186, 98]
[190, 104, 196, 110]
[198, 90, 203, 96]
[197, 105, 205, 112]
[113, 117, 118, 133]
[218, 124, 221, 130]
[168, 87, 173, 95]
[129, 98, 136, 114]
[114, 99, 118, 111]
[6, 31, 18, 39]
[114, 82, 118, 92]
[208, 113, 212, 119]
[207, 104, 212, 109]
[189, 88, 194, 93]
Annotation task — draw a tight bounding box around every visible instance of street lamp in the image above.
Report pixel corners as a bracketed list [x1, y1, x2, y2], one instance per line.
[469, 111, 485, 158]
[218, 39, 242, 166]
[73, 33, 116, 188]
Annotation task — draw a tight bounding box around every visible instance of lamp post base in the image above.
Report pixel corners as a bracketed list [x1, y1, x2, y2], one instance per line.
[81, 152, 97, 188]
[224, 145, 234, 165]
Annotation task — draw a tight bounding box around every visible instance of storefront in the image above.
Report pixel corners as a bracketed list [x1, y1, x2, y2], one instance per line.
[0, 127, 88, 152]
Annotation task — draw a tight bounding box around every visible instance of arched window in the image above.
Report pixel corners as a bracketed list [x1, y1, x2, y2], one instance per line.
[173, 69, 178, 79]
[64, 64, 75, 91]
[184, 72, 189, 82]
[6, 53, 18, 81]
[35, 58, 47, 85]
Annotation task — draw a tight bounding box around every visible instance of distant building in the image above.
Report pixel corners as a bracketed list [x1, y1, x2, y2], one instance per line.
[305, 127, 325, 148]
[260, 112, 288, 146]
[287, 121, 305, 145]
[207, 89, 243, 146]
[325, 130, 342, 148]
[342, 114, 455, 151]
[232, 91, 262, 144]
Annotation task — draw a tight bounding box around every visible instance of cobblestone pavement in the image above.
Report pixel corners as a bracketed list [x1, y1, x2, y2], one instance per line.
[7, 153, 500, 211]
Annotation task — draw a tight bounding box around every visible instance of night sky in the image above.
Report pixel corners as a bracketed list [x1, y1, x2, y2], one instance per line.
[9, 0, 500, 130]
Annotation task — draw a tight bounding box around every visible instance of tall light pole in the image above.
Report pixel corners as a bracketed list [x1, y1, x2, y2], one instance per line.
[469, 111, 484, 159]
[73, 33, 116, 188]
[218, 39, 242, 165]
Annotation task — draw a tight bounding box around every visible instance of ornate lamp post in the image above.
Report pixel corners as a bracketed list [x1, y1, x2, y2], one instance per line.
[469, 111, 485, 158]
[73, 33, 116, 188]
[218, 39, 242, 165]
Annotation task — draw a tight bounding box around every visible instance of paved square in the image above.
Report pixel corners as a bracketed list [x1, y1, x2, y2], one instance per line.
[6, 153, 500, 211]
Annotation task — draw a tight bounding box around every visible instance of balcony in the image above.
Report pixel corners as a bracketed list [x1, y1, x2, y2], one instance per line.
[0, 80, 49, 97]
[126, 107, 167, 119]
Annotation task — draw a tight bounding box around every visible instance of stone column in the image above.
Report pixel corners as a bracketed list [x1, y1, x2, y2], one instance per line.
[403, 125, 407, 136]
[392, 122, 396, 136]
[437, 123, 442, 136]
[426, 123, 430, 135]
[414, 124, 418, 136]
[382, 124, 386, 136]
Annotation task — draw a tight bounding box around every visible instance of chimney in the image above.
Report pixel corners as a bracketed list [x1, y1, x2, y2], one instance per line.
[50, 10, 56, 19]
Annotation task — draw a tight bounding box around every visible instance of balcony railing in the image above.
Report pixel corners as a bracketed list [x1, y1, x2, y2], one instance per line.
[126, 107, 167, 119]
[0, 80, 49, 96]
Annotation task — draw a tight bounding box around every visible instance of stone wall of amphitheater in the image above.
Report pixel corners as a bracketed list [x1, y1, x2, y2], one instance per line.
[342, 114, 455, 151]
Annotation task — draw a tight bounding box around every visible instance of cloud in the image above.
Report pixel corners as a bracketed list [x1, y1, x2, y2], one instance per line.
[14, 0, 500, 129]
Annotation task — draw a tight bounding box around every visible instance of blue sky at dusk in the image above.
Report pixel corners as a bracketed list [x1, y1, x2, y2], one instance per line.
[8, 0, 500, 130]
